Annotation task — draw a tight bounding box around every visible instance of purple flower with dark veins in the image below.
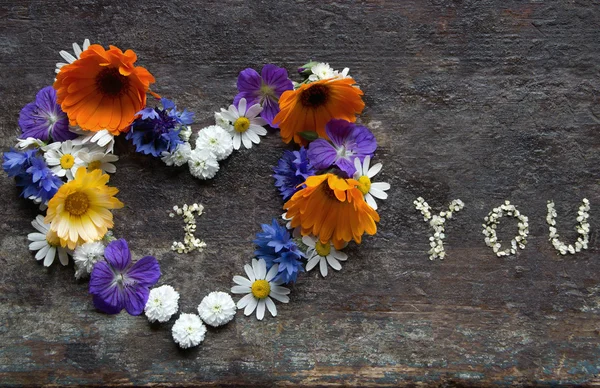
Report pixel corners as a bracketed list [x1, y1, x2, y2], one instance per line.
[307, 119, 377, 177]
[19, 86, 75, 142]
[234, 64, 293, 127]
[89, 239, 161, 315]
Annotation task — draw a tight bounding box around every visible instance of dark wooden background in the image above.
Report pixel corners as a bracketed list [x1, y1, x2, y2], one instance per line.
[1, 0, 599, 386]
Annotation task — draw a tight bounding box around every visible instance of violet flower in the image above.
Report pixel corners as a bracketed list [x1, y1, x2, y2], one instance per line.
[234, 64, 293, 127]
[19, 86, 74, 142]
[89, 239, 161, 315]
[307, 119, 377, 177]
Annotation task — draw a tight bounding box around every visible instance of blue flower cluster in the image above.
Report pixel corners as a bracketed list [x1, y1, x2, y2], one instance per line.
[273, 147, 315, 201]
[2, 149, 62, 203]
[254, 219, 304, 284]
[126, 98, 194, 157]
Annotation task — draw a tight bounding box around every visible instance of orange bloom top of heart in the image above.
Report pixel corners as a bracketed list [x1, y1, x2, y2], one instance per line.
[273, 78, 365, 145]
[53, 45, 156, 135]
[283, 173, 379, 249]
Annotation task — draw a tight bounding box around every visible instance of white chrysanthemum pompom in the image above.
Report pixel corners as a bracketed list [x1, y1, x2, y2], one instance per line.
[161, 142, 192, 167]
[195, 125, 233, 161]
[188, 148, 219, 180]
[179, 125, 192, 142]
[172, 313, 207, 348]
[197, 291, 236, 327]
[73, 241, 105, 279]
[215, 109, 230, 130]
[145, 285, 180, 323]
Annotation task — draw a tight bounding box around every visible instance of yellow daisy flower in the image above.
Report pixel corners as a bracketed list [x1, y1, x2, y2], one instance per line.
[45, 167, 124, 249]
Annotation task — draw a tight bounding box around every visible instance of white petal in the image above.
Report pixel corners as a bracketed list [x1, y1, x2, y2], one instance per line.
[302, 235, 316, 248]
[270, 292, 289, 303]
[59, 50, 76, 63]
[256, 259, 267, 279]
[244, 298, 258, 316]
[241, 133, 252, 149]
[369, 187, 388, 199]
[27, 233, 46, 242]
[306, 256, 320, 271]
[353, 157, 362, 178]
[35, 244, 50, 260]
[231, 285, 251, 294]
[331, 250, 348, 261]
[365, 193, 378, 210]
[245, 103, 262, 119]
[363, 155, 371, 174]
[251, 117, 268, 127]
[246, 129, 261, 144]
[233, 275, 252, 287]
[43, 247, 56, 267]
[83, 39, 90, 50]
[221, 110, 237, 122]
[58, 249, 69, 265]
[72, 43, 82, 57]
[233, 134, 241, 150]
[29, 240, 47, 251]
[266, 264, 279, 282]
[256, 299, 266, 320]
[270, 285, 290, 295]
[237, 293, 254, 309]
[265, 297, 277, 317]
[250, 124, 267, 135]
[244, 264, 255, 282]
[367, 163, 383, 178]
[326, 256, 342, 271]
[319, 258, 328, 277]
[238, 98, 247, 116]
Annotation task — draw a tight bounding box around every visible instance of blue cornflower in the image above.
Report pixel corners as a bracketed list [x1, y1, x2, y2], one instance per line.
[3, 149, 62, 203]
[253, 219, 305, 284]
[2, 148, 36, 177]
[273, 147, 316, 201]
[126, 98, 195, 157]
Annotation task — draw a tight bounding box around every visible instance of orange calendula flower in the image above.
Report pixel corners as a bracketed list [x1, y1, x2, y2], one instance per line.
[284, 173, 379, 249]
[273, 78, 365, 145]
[45, 167, 124, 249]
[54, 44, 156, 134]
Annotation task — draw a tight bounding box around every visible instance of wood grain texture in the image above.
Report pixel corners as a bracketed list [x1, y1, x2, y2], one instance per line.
[1, 0, 600, 386]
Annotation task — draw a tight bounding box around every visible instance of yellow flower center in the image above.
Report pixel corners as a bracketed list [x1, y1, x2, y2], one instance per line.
[260, 84, 275, 99]
[357, 175, 372, 195]
[234, 117, 250, 133]
[60, 154, 75, 169]
[315, 240, 331, 257]
[64, 192, 90, 216]
[45, 230, 61, 247]
[251, 279, 270, 299]
[87, 160, 102, 171]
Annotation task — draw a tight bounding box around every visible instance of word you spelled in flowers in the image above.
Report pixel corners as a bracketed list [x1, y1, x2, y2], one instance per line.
[3, 39, 391, 349]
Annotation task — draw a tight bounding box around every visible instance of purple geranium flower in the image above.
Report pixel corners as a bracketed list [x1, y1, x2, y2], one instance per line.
[307, 119, 377, 177]
[19, 86, 75, 142]
[234, 64, 293, 127]
[89, 239, 161, 315]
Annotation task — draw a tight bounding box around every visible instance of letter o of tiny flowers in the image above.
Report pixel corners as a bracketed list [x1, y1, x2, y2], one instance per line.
[145, 285, 180, 323]
[197, 291, 236, 327]
[172, 313, 207, 349]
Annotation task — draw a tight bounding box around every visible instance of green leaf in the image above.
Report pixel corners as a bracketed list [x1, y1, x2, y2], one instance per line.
[299, 131, 319, 142]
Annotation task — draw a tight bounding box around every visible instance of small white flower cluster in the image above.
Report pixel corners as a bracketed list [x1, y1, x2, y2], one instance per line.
[308, 62, 351, 82]
[414, 197, 465, 260]
[482, 200, 529, 257]
[169, 203, 207, 254]
[171, 291, 236, 349]
[546, 199, 590, 255]
[73, 241, 105, 279]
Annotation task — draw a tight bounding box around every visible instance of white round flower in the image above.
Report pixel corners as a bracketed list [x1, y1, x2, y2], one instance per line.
[221, 98, 268, 150]
[55, 39, 90, 74]
[198, 291, 236, 327]
[73, 241, 104, 279]
[172, 313, 207, 348]
[188, 148, 219, 179]
[78, 151, 118, 174]
[162, 142, 192, 167]
[231, 258, 290, 320]
[214, 109, 230, 129]
[145, 285, 180, 323]
[309, 63, 335, 81]
[303, 235, 348, 277]
[43, 140, 88, 180]
[27, 215, 69, 267]
[195, 125, 233, 161]
[179, 125, 192, 142]
[353, 156, 391, 210]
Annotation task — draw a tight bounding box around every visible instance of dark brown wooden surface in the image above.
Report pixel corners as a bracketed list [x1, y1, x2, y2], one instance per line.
[1, 1, 600, 386]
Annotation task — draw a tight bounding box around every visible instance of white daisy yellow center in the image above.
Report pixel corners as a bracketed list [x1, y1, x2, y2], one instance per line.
[251, 279, 270, 299]
[60, 153, 75, 169]
[315, 240, 331, 257]
[357, 175, 371, 195]
[87, 160, 102, 171]
[234, 117, 250, 133]
[64, 192, 90, 216]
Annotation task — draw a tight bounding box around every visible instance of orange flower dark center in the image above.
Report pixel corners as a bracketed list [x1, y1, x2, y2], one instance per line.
[301, 84, 329, 108]
[321, 182, 340, 201]
[95, 67, 130, 97]
[64, 192, 90, 216]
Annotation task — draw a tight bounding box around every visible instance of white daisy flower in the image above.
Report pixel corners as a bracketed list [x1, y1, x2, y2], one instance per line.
[197, 291, 236, 327]
[195, 125, 233, 161]
[78, 151, 118, 174]
[303, 235, 348, 277]
[145, 285, 180, 323]
[161, 142, 192, 167]
[214, 109, 230, 130]
[188, 148, 219, 179]
[172, 313, 207, 348]
[43, 140, 88, 180]
[179, 125, 192, 142]
[73, 241, 105, 279]
[71, 128, 115, 154]
[55, 39, 90, 74]
[231, 258, 290, 320]
[353, 156, 391, 210]
[221, 98, 268, 150]
[308, 63, 335, 81]
[27, 215, 69, 267]
[333, 67, 351, 79]
[16, 137, 46, 150]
